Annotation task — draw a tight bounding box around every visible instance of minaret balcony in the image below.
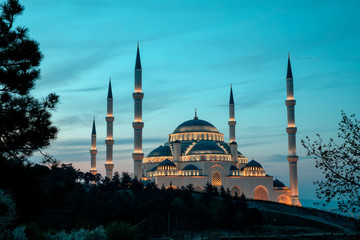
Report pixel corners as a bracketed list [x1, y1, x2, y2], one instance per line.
[105, 116, 114, 122]
[105, 139, 114, 145]
[285, 100, 296, 107]
[286, 127, 297, 134]
[90, 149, 98, 154]
[133, 122, 144, 129]
[133, 92, 144, 99]
[105, 163, 114, 170]
[287, 155, 298, 163]
[228, 121, 236, 126]
[132, 153, 144, 160]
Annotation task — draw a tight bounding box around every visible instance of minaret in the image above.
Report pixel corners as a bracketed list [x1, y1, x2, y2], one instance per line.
[105, 78, 114, 179]
[285, 54, 301, 206]
[228, 85, 238, 163]
[132, 43, 144, 179]
[90, 117, 97, 175]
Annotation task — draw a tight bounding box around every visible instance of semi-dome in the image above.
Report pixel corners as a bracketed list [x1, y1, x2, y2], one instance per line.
[173, 118, 219, 134]
[273, 179, 286, 187]
[147, 145, 172, 157]
[187, 141, 226, 155]
[157, 159, 177, 170]
[243, 160, 263, 171]
[183, 164, 199, 170]
[230, 165, 239, 171]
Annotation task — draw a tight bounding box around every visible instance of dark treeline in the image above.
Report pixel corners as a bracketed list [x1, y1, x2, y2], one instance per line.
[0, 158, 264, 238]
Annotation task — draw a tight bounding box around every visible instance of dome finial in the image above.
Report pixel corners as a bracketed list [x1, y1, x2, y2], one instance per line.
[194, 108, 198, 120]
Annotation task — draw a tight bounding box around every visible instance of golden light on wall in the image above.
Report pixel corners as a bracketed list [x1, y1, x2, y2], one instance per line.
[212, 172, 221, 186]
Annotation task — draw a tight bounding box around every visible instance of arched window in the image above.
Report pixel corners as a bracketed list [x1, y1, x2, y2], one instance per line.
[230, 186, 241, 197]
[277, 195, 291, 205]
[254, 186, 268, 201]
[212, 172, 221, 186]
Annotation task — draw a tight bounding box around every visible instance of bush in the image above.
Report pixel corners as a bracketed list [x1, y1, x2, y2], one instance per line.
[45, 226, 106, 240]
[106, 221, 138, 240]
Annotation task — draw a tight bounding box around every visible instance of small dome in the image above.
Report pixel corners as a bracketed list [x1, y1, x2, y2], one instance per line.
[243, 160, 263, 171]
[187, 141, 226, 155]
[183, 164, 199, 170]
[173, 119, 219, 134]
[157, 159, 177, 170]
[230, 165, 239, 171]
[273, 179, 286, 187]
[147, 145, 172, 157]
[237, 151, 244, 158]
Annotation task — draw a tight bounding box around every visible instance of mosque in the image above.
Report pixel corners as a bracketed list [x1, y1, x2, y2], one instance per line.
[89, 45, 301, 206]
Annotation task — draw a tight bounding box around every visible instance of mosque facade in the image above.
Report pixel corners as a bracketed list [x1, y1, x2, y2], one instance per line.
[89, 45, 301, 206]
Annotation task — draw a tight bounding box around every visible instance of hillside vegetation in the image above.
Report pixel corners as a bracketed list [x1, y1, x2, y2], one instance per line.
[0, 160, 358, 239]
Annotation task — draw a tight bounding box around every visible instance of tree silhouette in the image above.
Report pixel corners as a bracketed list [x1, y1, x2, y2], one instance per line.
[0, 0, 58, 162]
[302, 111, 360, 214]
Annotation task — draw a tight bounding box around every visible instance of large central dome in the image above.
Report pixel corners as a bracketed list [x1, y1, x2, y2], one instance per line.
[173, 118, 219, 134]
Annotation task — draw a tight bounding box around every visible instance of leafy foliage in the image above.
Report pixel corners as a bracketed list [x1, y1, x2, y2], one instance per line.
[302, 112, 360, 214]
[0, 0, 58, 161]
[0, 155, 264, 237]
[0, 189, 16, 233]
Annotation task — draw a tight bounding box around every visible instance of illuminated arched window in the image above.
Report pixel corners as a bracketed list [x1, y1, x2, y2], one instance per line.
[277, 195, 291, 205]
[254, 186, 268, 201]
[212, 172, 221, 186]
[230, 186, 241, 197]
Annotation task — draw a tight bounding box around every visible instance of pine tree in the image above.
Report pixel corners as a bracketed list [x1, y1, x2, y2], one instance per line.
[0, 0, 58, 162]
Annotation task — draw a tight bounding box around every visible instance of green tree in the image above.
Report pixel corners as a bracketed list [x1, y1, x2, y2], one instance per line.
[301, 112, 360, 214]
[0, 0, 58, 162]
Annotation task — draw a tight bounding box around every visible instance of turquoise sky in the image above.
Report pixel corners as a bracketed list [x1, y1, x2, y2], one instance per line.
[16, 0, 360, 202]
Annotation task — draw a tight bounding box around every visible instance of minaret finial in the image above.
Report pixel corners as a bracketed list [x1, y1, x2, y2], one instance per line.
[194, 108, 198, 120]
[135, 42, 142, 70]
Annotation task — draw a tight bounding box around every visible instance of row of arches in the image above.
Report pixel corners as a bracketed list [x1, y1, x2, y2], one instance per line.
[183, 155, 231, 162]
[210, 172, 290, 203]
[170, 181, 291, 204]
[169, 132, 224, 142]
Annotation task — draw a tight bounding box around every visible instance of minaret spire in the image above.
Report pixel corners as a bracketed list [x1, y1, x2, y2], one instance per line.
[90, 117, 97, 175]
[107, 77, 113, 98]
[285, 53, 301, 206]
[229, 84, 234, 104]
[105, 77, 114, 179]
[133, 43, 144, 179]
[287, 53, 293, 79]
[135, 42, 142, 70]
